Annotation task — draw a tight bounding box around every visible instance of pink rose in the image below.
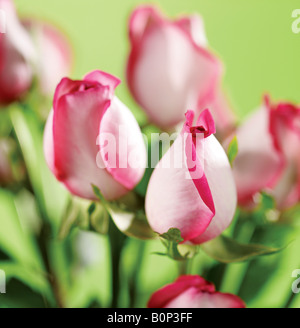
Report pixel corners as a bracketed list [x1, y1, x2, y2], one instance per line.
[148, 275, 245, 308]
[44, 70, 146, 200]
[126, 6, 234, 133]
[233, 96, 300, 209]
[22, 19, 72, 96]
[145, 109, 237, 244]
[0, 0, 36, 105]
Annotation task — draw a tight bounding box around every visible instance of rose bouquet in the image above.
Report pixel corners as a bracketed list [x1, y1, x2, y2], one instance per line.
[0, 1, 298, 309]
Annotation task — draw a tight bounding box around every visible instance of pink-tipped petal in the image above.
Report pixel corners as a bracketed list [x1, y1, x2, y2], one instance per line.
[195, 108, 216, 136]
[174, 14, 207, 47]
[52, 86, 127, 200]
[53, 77, 87, 110]
[98, 96, 146, 189]
[165, 287, 245, 308]
[45, 70, 145, 201]
[148, 275, 245, 308]
[232, 105, 284, 206]
[43, 109, 55, 173]
[128, 6, 162, 46]
[146, 110, 236, 244]
[84, 70, 121, 95]
[127, 6, 222, 128]
[269, 99, 300, 208]
[148, 275, 214, 308]
[198, 86, 236, 139]
[145, 134, 214, 241]
[190, 134, 237, 244]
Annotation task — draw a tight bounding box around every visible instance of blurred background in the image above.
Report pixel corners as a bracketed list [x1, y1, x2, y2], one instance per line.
[0, 0, 300, 308]
[15, 0, 300, 122]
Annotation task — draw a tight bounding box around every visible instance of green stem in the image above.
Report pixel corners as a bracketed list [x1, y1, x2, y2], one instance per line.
[129, 240, 146, 308]
[108, 219, 126, 308]
[37, 222, 64, 308]
[206, 263, 227, 291]
[178, 259, 190, 276]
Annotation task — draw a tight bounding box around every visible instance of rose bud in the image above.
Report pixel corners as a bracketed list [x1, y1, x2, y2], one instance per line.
[22, 18, 72, 96]
[148, 275, 245, 308]
[0, 0, 36, 105]
[233, 96, 300, 209]
[126, 6, 235, 133]
[44, 70, 146, 200]
[145, 109, 237, 244]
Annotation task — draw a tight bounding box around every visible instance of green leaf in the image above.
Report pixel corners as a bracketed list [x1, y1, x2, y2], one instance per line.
[201, 234, 284, 263]
[0, 190, 50, 302]
[0, 274, 50, 308]
[0, 261, 51, 301]
[159, 227, 183, 243]
[92, 185, 155, 239]
[157, 228, 199, 261]
[14, 189, 41, 235]
[9, 105, 68, 230]
[227, 136, 238, 166]
[9, 106, 43, 205]
[87, 203, 96, 217]
[0, 189, 43, 269]
[159, 228, 184, 261]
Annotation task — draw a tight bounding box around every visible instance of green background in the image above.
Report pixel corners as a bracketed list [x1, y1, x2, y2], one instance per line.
[9, 0, 300, 308]
[15, 0, 300, 120]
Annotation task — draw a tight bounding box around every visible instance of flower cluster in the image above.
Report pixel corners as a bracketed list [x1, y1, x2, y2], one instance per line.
[1, 1, 298, 309]
[0, 0, 71, 105]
